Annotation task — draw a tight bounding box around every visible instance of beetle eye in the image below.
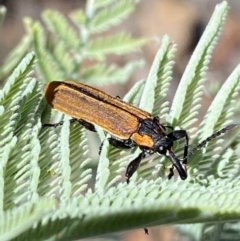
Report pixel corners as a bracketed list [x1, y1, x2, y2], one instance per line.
[158, 145, 167, 155]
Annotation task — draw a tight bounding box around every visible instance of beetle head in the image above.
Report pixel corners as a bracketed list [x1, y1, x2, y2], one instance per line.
[157, 138, 187, 180]
[156, 137, 173, 155]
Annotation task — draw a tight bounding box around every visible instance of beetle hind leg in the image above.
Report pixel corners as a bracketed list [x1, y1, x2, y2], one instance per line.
[43, 118, 96, 132]
[42, 120, 64, 128]
[99, 137, 135, 155]
[76, 119, 96, 132]
[108, 137, 135, 149]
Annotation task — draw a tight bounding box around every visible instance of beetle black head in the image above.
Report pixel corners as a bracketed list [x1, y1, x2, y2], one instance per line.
[157, 138, 187, 180]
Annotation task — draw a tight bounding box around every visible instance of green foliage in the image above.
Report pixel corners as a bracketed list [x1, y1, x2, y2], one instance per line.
[85, 32, 146, 60]
[89, 0, 136, 33]
[0, 1, 240, 241]
[21, 0, 146, 85]
[169, 1, 229, 130]
[80, 60, 145, 85]
[0, 36, 31, 80]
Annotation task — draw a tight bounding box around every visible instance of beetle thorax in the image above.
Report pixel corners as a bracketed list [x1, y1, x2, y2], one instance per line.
[131, 118, 170, 150]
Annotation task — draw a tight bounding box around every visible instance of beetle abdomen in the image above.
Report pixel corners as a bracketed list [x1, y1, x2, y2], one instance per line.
[44, 81, 151, 139]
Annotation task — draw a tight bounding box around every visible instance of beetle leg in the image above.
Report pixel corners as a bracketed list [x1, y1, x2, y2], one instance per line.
[166, 130, 189, 179]
[167, 130, 189, 163]
[76, 119, 96, 132]
[168, 166, 174, 179]
[99, 136, 135, 156]
[98, 139, 106, 155]
[162, 125, 174, 131]
[108, 137, 135, 149]
[42, 118, 81, 127]
[42, 120, 64, 128]
[153, 117, 174, 132]
[125, 150, 149, 183]
[43, 118, 96, 132]
[99, 137, 135, 155]
[166, 150, 187, 180]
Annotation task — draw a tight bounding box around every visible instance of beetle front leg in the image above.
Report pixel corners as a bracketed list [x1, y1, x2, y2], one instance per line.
[166, 150, 187, 180]
[125, 150, 150, 183]
[167, 130, 189, 159]
[167, 130, 189, 179]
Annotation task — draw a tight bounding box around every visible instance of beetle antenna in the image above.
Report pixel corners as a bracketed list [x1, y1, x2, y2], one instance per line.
[182, 124, 237, 161]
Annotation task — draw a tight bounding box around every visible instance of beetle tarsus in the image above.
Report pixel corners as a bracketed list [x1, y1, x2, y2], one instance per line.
[42, 120, 64, 128]
[168, 165, 174, 179]
[98, 140, 105, 155]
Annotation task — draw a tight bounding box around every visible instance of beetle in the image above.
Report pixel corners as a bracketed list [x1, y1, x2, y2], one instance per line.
[43, 80, 236, 182]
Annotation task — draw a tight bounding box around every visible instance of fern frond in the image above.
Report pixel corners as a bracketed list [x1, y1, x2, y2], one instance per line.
[0, 53, 35, 161]
[43, 10, 80, 50]
[188, 64, 240, 177]
[0, 52, 35, 104]
[69, 123, 92, 195]
[0, 199, 56, 241]
[123, 79, 145, 105]
[169, 1, 228, 131]
[24, 18, 64, 82]
[57, 119, 72, 199]
[2, 79, 43, 210]
[10, 178, 240, 240]
[80, 59, 144, 85]
[85, 32, 147, 60]
[0, 35, 30, 79]
[198, 64, 240, 140]
[95, 139, 111, 193]
[89, 0, 135, 33]
[216, 148, 239, 179]
[70, 9, 86, 26]
[52, 42, 75, 76]
[48, 119, 92, 197]
[139, 35, 176, 118]
[38, 121, 62, 197]
[38, 114, 91, 199]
